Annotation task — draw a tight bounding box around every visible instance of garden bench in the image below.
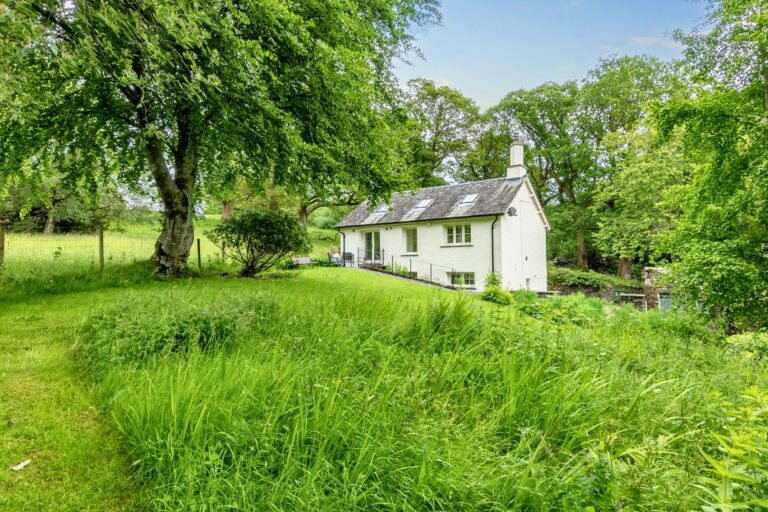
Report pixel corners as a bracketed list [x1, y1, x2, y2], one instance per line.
[291, 256, 316, 266]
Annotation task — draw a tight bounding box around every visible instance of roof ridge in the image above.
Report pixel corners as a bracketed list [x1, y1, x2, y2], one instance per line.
[392, 176, 521, 197]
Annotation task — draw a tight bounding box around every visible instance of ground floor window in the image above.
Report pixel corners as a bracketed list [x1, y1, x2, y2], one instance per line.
[449, 272, 475, 287]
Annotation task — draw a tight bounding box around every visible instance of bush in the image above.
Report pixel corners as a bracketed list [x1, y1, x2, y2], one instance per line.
[725, 331, 768, 360]
[206, 209, 311, 276]
[548, 265, 642, 290]
[514, 292, 607, 326]
[480, 286, 512, 305]
[700, 388, 768, 510]
[479, 273, 513, 305]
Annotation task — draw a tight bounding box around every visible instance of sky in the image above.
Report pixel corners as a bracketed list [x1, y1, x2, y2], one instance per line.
[394, 0, 709, 109]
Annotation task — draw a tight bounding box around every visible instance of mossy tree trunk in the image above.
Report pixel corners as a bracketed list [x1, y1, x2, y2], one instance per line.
[617, 257, 633, 279]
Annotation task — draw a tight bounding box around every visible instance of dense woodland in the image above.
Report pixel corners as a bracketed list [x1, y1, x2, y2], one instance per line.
[0, 0, 766, 330]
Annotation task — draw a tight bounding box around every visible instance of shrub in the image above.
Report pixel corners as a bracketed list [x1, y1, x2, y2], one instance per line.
[548, 265, 642, 290]
[700, 388, 768, 510]
[480, 273, 512, 305]
[514, 292, 607, 326]
[207, 209, 311, 276]
[480, 286, 512, 305]
[725, 331, 768, 360]
[485, 272, 501, 287]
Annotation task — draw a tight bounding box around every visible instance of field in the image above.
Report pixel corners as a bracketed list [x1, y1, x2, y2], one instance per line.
[1, 217, 338, 276]
[1, 227, 767, 511]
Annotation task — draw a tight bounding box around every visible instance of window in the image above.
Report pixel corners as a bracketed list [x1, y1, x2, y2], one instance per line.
[374, 204, 388, 214]
[405, 228, 417, 253]
[446, 224, 472, 244]
[449, 272, 475, 287]
[460, 193, 478, 204]
[415, 199, 432, 209]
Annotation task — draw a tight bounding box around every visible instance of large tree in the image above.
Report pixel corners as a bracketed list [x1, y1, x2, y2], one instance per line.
[659, 0, 768, 329]
[0, 0, 439, 273]
[494, 56, 673, 270]
[591, 128, 693, 278]
[404, 78, 479, 186]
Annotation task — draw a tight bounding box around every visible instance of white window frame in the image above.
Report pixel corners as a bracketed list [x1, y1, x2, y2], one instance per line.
[404, 227, 418, 253]
[449, 272, 476, 287]
[446, 224, 472, 245]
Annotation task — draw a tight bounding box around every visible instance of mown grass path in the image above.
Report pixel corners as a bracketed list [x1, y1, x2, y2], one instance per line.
[0, 294, 143, 511]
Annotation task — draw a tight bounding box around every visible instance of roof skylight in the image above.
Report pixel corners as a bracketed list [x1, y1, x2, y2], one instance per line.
[461, 193, 478, 204]
[415, 199, 432, 209]
[374, 204, 389, 214]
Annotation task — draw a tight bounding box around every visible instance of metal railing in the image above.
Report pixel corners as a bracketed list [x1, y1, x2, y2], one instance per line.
[346, 248, 467, 289]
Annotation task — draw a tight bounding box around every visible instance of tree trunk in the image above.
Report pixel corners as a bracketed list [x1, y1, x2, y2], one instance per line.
[298, 202, 309, 229]
[221, 200, 234, 221]
[576, 228, 588, 270]
[153, 208, 195, 274]
[43, 209, 55, 235]
[145, 131, 198, 275]
[617, 257, 633, 279]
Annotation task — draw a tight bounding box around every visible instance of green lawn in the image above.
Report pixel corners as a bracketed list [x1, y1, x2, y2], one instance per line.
[0, 291, 143, 511]
[1, 261, 766, 510]
[0, 269, 448, 511]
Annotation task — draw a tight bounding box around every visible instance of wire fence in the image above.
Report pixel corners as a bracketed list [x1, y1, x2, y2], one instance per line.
[343, 248, 471, 290]
[0, 228, 224, 277]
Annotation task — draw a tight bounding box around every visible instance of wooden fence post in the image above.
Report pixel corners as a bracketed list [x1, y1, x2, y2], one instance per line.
[98, 224, 105, 272]
[0, 220, 7, 272]
[197, 238, 202, 272]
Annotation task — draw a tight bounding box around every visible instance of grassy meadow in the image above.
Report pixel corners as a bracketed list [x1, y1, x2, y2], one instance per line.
[0, 218, 338, 302]
[1, 225, 767, 511]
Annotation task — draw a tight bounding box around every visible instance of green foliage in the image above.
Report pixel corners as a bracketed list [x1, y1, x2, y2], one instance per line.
[656, 0, 768, 329]
[404, 78, 479, 186]
[725, 331, 768, 361]
[592, 128, 693, 265]
[480, 272, 512, 305]
[207, 209, 310, 276]
[67, 270, 756, 511]
[516, 293, 607, 326]
[75, 294, 277, 378]
[700, 388, 768, 511]
[479, 286, 512, 305]
[0, 0, 440, 269]
[548, 266, 642, 290]
[386, 262, 412, 277]
[485, 272, 502, 287]
[494, 56, 674, 268]
[310, 206, 347, 230]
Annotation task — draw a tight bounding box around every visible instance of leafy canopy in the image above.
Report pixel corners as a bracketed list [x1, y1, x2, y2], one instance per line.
[0, 0, 440, 270]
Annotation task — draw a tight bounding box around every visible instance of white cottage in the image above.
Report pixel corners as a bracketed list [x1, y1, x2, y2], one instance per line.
[336, 138, 550, 291]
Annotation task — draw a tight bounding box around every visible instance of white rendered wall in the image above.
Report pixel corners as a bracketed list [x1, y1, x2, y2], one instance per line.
[340, 216, 499, 289]
[498, 184, 548, 291]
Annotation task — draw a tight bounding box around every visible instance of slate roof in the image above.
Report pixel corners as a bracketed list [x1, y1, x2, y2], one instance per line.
[336, 177, 524, 228]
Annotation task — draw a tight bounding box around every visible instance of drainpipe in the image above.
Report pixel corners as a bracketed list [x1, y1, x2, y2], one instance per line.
[490, 215, 499, 274]
[336, 228, 346, 264]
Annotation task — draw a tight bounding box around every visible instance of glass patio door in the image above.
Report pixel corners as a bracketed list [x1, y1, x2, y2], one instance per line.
[365, 231, 380, 261]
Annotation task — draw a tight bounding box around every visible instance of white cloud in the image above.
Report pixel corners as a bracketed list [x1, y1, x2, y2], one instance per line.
[628, 36, 683, 49]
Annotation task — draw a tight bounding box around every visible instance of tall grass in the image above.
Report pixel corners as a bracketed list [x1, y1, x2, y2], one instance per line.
[72, 280, 765, 511]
